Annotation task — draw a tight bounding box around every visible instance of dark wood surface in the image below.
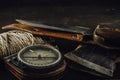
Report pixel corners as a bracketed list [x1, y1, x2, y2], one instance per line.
[0, 5, 120, 80]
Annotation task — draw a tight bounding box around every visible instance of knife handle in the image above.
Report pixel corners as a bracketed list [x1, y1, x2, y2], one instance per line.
[2, 23, 83, 42]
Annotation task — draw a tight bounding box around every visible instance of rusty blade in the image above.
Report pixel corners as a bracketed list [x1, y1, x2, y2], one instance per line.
[16, 19, 95, 35]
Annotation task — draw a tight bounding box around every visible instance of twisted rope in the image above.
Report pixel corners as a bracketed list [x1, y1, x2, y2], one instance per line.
[0, 30, 44, 58]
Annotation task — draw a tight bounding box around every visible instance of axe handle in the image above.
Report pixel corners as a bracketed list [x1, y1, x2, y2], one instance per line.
[2, 23, 83, 42]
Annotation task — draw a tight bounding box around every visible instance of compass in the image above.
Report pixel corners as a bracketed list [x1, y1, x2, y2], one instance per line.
[5, 44, 66, 80]
[18, 44, 62, 69]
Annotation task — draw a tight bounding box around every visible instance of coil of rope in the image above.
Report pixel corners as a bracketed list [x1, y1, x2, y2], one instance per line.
[0, 30, 44, 58]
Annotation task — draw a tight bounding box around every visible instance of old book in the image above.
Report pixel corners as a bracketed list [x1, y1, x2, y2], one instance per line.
[64, 44, 118, 77]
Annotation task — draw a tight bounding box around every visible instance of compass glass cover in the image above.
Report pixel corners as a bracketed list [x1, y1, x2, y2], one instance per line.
[18, 44, 62, 68]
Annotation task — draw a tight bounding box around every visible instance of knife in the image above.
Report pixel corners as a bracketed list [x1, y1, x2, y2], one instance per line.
[2, 22, 120, 49]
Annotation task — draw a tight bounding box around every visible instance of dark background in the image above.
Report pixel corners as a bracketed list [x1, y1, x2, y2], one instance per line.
[0, 0, 120, 6]
[0, 0, 120, 80]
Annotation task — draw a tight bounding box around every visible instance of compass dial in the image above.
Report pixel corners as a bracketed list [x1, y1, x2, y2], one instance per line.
[18, 44, 62, 69]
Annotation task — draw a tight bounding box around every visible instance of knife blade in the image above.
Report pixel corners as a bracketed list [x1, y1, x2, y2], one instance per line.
[16, 19, 95, 35]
